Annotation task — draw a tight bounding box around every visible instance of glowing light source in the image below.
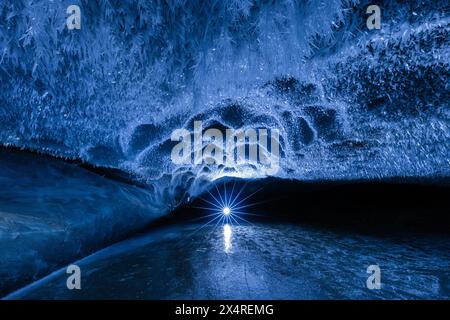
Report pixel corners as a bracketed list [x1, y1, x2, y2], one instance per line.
[188, 181, 263, 246]
[223, 206, 231, 216]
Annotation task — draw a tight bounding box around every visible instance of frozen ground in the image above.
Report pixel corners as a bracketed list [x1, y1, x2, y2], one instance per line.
[6, 222, 450, 300]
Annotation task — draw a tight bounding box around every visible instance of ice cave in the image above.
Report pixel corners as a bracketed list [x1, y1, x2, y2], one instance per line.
[0, 0, 449, 300]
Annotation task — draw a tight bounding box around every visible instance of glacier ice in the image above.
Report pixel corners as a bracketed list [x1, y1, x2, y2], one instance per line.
[0, 1, 448, 213]
[0, 0, 449, 294]
[0, 149, 166, 296]
[1, 1, 448, 198]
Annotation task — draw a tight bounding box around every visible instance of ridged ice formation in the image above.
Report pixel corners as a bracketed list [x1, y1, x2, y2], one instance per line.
[1, 0, 449, 205]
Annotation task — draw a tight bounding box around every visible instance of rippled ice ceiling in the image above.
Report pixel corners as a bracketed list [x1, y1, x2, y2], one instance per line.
[0, 0, 449, 202]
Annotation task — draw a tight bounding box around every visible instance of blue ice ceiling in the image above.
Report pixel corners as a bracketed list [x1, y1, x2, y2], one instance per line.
[0, 0, 449, 199]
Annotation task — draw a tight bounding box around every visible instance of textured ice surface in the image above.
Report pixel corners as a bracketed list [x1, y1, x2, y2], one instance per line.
[0, 150, 166, 296]
[6, 222, 450, 299]
[1, 0, 449, 210]
[1, 0, 449, 299]
[0, 0, 449, 296]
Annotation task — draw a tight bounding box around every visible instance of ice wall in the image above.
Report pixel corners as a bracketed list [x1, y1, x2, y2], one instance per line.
[0, 149, 166, 296]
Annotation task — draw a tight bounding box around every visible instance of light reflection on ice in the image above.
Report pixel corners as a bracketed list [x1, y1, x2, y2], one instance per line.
[223, 223, 232, 253]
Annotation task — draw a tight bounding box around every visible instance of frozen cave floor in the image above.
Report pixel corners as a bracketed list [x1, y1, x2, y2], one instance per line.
[6, 222, 450, 300]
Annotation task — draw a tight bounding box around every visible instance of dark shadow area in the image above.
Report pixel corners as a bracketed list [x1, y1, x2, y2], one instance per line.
[171, 178, 450, 235]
